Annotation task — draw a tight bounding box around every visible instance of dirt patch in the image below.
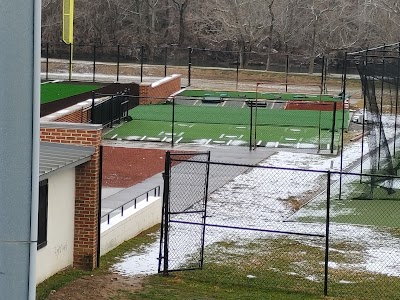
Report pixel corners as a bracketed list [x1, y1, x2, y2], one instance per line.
[46, 273, 145, 300]
[102, 146, 168, 188]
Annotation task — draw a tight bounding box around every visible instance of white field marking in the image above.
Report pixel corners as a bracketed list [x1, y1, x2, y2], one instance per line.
[177, 123, 189, 127]
[275, 142, 279, 147]
[193, 100, 199, 106]
[299, 138, 303, 142]
[125, 136, 141, 140]
[161, 137, 167, 142]
[227, 140, 233, 145]
[147, 137, 161, 141]
[290, 128, 301, 132]
[164, 132, 176, 136]
[327, 144, 330, 149]
[41, 79, 62, 84]
[141, 136, 147, 140]
[205, 139, 212, 145]
[257, 140, 262, 146]
[221, 101, 227, 107]
[178, 132, 185, 137]
[158, 131, 165, 135]
[111, 134, 118, 139]
[265, 142, 276, 147]
[296, 143, 300, 149]
[225, 135, 238, 138]
[241, 102, 246, 108]
[213, 140, 226, 144]
[189, 124, 194, 128]
[219, 134, 225, 139]
[175, 137, 183, 144]
[236, 126, 246, 129]
[270, 101, 275, 109]
[239, 135, 244, 139]
[285, 138, 297, 141]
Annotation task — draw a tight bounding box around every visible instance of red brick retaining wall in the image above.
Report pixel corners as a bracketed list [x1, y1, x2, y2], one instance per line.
[139, 74, 181, 105]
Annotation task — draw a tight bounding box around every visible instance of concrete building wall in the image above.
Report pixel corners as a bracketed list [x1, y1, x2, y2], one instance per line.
[36, 168, 75, 284]
[100, 197, 162, 256]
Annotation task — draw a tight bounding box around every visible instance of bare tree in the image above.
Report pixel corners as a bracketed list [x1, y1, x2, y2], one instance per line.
[172, 0, 190, 46]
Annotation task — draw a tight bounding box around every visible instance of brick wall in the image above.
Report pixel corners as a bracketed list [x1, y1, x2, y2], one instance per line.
[40, 122, 102, 270]
[139, 74, 181, 105]
[54, 108, 90, 123]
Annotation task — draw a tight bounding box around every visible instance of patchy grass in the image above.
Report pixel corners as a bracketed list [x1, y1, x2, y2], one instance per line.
[35, 268, 91, 300]
[36, 224, 400, 299]
[125, 236, 400, 299]
[36, 225, 159, 300]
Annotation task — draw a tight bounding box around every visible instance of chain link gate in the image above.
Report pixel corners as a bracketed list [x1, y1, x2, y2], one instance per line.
[158, 151, 211, 274]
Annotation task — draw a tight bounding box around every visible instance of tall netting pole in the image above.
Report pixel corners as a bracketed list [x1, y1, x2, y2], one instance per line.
[360, 51, 368, 179]
[394, 44, 400, 158]
[353, 43, 398, 198]
[339, 52, 348, 199]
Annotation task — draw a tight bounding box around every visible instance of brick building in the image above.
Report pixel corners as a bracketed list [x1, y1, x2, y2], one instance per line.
[36, 122, 102, 283]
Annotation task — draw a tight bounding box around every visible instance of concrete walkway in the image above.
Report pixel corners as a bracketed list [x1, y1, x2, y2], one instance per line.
[101, 141, 319, 217]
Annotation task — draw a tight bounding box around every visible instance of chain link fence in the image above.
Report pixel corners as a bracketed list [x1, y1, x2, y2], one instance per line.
[158, 153, 400, 298]
[41, 43, 346, 92]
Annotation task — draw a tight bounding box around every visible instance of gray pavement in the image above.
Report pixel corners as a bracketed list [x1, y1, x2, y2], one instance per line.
[100, 141, 320, 217]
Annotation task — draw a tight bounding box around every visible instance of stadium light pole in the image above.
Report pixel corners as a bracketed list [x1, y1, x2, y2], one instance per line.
[0, 1, 41, 299]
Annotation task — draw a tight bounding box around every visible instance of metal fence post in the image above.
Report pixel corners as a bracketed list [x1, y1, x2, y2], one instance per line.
[117, 44, 120, 82]
[199, 152, 211, 269]
[46, 42, 49, 81]
[394, 44, 400, 158]
[188, 47, 192, 86]
[330, 102, 337, 154]
[110, 96, 114, 128]
[324, 171, 331, 296]
[93, 44, 96, 83]
[236, 51, 239, 90]
[172, 97, 175, 147]
[164, 46, 168, 77]
[249, 102, 253, 151]
[69, 43, 73, 81]
[339, 52, 348, 199]
[140, 45, 144, 82]
[285, 54, 289, 93]
[321, 56, 325, 94]
[160, 152, 171, 275]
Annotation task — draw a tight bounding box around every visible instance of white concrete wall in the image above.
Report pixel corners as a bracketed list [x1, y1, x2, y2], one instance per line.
[36, 168, 75, 284]
[100, 197, 162, 256]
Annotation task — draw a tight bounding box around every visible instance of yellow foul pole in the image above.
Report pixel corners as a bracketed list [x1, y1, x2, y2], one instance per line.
[62, 0, 74, 81]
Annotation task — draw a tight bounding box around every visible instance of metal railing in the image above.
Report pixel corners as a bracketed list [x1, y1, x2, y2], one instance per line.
[101, 185, 161, 225]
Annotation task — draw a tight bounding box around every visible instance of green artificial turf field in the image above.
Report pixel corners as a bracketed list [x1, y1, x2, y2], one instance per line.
[104, 102, 347, 149]
[40, 82, 101, 104]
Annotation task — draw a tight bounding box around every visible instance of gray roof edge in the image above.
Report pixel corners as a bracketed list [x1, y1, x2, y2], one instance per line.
[40, 121, 102, 131]
[40, 141, 96, 153]
[39, 142, 96, 180]
[39, 156, 92, 181]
